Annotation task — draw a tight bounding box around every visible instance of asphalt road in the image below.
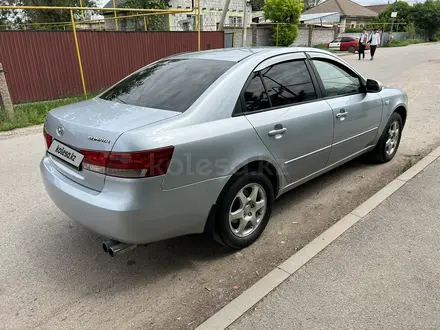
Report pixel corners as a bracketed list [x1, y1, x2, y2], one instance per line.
[1, 44, 440, 330]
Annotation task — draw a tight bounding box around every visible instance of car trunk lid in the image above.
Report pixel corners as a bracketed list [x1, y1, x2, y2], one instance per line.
[44, 98, 180, 191]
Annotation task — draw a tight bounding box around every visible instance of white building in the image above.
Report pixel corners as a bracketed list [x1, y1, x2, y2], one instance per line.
[103, 0, 252, 31]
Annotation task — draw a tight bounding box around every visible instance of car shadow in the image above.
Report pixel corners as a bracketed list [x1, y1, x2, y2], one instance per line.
[30, 158, 375, 293]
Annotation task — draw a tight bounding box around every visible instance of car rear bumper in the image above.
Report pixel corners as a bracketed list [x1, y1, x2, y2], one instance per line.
[40, 155, 229, 244]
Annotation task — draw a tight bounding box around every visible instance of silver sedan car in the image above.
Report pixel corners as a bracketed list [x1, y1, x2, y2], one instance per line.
[41, 47, 408, 256]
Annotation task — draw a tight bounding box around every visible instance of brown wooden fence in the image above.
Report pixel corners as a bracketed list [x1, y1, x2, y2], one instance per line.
[0, 31, 224, 103]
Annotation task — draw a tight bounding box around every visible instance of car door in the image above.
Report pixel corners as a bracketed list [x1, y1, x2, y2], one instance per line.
[340, 37, 353, 51]
[238, 53, 334, 184]
[329, 38, 342, 51]
[308, 53, 383, 165]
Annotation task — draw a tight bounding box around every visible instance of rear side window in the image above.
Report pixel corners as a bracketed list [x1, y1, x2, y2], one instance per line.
[341, 37, 353, 42]
[100, 59, 234, 112]
[260, 61, 317, 108]
[243, 75, 271, 112]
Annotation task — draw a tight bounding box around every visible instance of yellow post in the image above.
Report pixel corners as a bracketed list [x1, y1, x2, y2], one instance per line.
[70, 9, 87, 98]
[197, 0, 201, 51]
[112, 0, 119, 31]
[99, 21, 102, 31]
[276, 23, 279, 46]
[79, 0, 85, 20]
[233, 21, 236, 47]
[143, 15, 147, 31]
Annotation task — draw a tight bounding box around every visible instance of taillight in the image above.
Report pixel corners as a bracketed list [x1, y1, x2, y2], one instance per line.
[43, 128, 52, 149]
[81, 146, 174, 178]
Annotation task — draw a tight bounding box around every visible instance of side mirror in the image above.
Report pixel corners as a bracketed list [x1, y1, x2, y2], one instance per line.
[366, 79, 383, 92]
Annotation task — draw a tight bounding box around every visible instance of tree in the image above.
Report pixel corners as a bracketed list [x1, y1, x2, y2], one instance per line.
[263, 0, 303, 46]
[411, 0, 440, 41]
[0, 0, 96, 30]
[373, 1, 412, 32]
[302, 0, 316, 12]
[121, 0, 170, 31]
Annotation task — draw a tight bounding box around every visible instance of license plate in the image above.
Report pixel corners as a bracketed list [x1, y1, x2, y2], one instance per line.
[48, 140, 84, 168]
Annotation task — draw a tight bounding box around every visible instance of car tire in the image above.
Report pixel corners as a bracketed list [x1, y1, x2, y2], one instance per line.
[215, 171, 274, 249]
[368, 112, 403, 163]
[348, 46, 356, 53]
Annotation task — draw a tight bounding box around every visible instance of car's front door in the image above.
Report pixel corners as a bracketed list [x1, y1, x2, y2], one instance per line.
[308, 53, 383, 165]
[239, 53, 334, 184]
[329, 38, 342, 51]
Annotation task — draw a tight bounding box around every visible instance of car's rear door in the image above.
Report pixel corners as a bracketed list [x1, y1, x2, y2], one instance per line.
[340, 37, 354, 51]
[307, 52, 383, 165]
[238, 53, 334, 184]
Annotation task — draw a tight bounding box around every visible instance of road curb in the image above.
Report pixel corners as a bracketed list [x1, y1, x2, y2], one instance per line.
[0, 124, 43, 140]
[196, 146, 440, 330]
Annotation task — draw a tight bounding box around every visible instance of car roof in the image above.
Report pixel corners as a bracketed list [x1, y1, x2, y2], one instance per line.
[168, 47, 330, 62]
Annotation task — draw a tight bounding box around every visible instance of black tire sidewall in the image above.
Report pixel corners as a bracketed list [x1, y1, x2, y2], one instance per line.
[378, 112, 403, 162]
[216, 172, 274, 249]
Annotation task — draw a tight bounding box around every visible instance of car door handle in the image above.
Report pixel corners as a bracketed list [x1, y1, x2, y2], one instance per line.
[268, 128, 287, 136]
[385, 100, 390, 105]
[335, 110, 348, 118]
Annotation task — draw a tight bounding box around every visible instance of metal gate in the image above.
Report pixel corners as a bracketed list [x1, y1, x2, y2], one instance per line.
[224, 32, 234, 48]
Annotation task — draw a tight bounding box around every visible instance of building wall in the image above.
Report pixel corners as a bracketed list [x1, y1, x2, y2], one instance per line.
[224, 24, 273, 47]
[292, 26, 337, 46]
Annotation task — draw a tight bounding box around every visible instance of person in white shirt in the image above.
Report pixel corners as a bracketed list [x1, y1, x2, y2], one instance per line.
[369, 29, 381, 60]
[358, 29, 368, 60]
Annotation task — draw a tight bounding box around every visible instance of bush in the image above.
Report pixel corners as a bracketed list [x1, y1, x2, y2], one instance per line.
[313, 43, 328, 49]
[387, 39, 424, 47]
[345, 28, 363, 33]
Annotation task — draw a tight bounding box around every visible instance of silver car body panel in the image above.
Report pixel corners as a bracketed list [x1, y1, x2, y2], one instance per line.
[40, 47, 408, 244]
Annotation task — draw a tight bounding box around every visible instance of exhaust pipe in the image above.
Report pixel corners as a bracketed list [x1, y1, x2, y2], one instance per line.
[108, 243, 137, 257]
[102, 239, 119, 253]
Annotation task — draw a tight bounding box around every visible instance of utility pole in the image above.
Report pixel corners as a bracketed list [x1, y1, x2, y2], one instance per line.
[218, 0, 232, 31]
[242, 0, 248, 46]
[389, 0, 398, 33]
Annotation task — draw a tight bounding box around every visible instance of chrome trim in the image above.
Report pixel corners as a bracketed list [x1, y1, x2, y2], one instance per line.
[332, 127, 378, 147]
[283, 127, 377, 166]
[282, 145, 375, 191]
[284, 145, 332, 165]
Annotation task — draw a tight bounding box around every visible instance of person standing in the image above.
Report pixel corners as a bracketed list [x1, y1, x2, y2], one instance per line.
[358, 29, 368, 60]
[369, 29, 381, 60]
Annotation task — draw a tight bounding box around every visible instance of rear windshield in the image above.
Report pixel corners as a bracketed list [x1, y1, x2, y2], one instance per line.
[99, 58, 234, 112]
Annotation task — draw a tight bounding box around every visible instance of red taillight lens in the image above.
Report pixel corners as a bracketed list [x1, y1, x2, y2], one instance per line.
[81, 150, 109, 174]
[81, 146, 174, 179]
[43, 128, 52, 149]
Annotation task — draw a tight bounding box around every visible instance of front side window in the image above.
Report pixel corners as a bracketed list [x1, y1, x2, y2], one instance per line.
[331, 38, 342, 43]
[100, 59, 234, 113]
[312, 60, 362, 97]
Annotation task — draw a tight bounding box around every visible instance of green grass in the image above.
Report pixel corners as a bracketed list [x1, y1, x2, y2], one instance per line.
[386, 39, 424, 47]
[0, 93, 97, 132]
[313, 43, 329, 50]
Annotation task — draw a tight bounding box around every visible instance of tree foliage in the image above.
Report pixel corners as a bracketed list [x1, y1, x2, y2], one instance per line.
[410, 0, 440, 41]
[263, 0, 303, 46]
[121, 0, 169, 31]
[0, 0, 96, 30]
[373, 1, 411, 32]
